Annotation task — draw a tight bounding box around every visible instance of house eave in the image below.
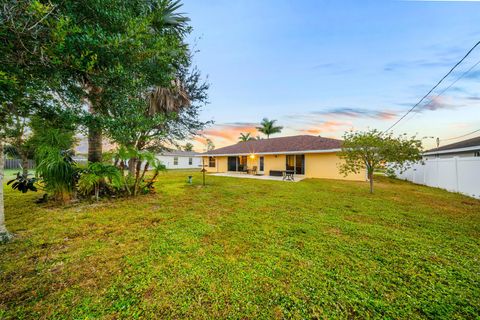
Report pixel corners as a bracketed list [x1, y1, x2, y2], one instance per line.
[202, 148, 342, 157]
[423, 145, 480, 156]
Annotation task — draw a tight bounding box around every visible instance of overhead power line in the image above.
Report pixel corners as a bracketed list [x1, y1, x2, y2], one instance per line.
[389, 57, 480, 130]
[383, 40, 480, 133]
[441, 128, 480, 142]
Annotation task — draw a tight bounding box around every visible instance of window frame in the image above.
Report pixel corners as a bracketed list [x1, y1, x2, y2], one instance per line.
[208, 156, 216, 168]
[173, 156, 179, 166]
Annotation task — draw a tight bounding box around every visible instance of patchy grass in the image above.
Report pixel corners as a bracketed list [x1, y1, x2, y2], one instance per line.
[0, 170, 479, 319]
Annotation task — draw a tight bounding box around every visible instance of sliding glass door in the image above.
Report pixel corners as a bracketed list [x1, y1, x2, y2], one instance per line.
[286, 154, 305, 174]
[228, 157, 237, 171]
[228, 156, 248, 171]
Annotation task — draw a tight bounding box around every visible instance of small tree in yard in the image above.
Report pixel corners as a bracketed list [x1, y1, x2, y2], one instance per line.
[339, 129, 423, 194]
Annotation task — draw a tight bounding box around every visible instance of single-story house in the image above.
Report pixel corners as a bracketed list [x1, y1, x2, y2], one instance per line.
[423, 136, 480, 160]
[202, 135, 365, 181]
[156, 150, 202, 169]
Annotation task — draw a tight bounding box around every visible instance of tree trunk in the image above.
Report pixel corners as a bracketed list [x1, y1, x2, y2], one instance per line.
[88, 126, 103, 163]
[21, 153, 29, 176]
[0, 142, 12, 242]
[368, 171, 374, 194]
[128, 157, 137, 176]
[84, 83, 103, 163]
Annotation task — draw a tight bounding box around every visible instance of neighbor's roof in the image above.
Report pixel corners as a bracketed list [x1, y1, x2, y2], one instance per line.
[160, 150, 200, 156]
[425, 136, 480, 154]
[203, 135, 342, 156]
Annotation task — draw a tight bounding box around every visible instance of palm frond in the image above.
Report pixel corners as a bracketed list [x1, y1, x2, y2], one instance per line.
[148, 79, 190, 116]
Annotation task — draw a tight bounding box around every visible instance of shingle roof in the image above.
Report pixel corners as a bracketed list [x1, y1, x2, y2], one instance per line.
[204, 135, 342, 155]
[426, 136, 480, 153]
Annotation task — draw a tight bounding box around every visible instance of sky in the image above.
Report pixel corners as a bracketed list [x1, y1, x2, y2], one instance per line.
[181, 0, 480, 151]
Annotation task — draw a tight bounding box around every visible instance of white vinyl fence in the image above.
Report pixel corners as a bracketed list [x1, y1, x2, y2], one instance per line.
[395, 157, 480, 199]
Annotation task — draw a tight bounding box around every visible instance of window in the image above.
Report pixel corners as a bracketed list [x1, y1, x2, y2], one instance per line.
[189, 157, 193, 165]
[285, 154, 305, 174]
[173, 156, 178, 165]
[209, 156, 216, 167]
[474, 151, 480, 157]
[239, 156, 247, 171]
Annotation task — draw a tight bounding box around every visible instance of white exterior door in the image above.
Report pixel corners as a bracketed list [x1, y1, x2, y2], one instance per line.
[258, 156, 265, 174]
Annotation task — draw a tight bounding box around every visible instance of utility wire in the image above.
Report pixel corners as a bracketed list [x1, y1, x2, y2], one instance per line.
[383, 40, 480, 133]
[392, 57, 480, 128]
[441, 128, 480, 142]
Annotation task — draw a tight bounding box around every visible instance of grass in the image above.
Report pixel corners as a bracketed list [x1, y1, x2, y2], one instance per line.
[0, 170, 479, 319]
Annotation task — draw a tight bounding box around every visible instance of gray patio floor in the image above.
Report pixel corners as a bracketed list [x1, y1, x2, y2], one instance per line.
[209, 172, 306, 182]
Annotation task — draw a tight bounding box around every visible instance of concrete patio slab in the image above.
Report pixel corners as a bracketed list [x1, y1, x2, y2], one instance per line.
[209, 172, 306, 182]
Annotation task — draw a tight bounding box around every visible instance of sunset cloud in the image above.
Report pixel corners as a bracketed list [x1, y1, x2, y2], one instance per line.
[314, 107, 397, 120]
[199, 122, 259, 143]
[298, 120, 353, 135]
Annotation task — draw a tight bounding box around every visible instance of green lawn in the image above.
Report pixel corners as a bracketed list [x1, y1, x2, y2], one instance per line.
[1, 170, 479, 319]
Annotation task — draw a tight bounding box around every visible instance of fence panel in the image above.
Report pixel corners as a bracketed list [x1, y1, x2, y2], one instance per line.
[4, 159, 35, 170]
[395, 157, 480, 199]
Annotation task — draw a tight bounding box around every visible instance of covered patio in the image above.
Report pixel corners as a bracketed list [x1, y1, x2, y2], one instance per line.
[209, 172, 306, 182]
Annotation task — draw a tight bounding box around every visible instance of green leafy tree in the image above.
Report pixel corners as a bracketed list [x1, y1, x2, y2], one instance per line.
[339, 129, 423, 194]
[113, 146, 166, 196]
[78, 162, 122, 201]
[0, 0, 64, 241]
[239, 132, 254, 142]
[184, 143, 194, 151]
[49, 0, 192, 163]
[256, 118, 283, 139]
[104, 64, 209, 177]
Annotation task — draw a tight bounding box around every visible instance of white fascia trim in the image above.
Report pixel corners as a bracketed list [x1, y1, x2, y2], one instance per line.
[202, 149, 341, 157]
[423, 145, 480, 156]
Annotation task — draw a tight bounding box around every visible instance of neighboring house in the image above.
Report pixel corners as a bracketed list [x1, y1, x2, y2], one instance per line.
[423, 136, 480, 159]
[157, 150, 202, 169]
[396, 136, 480, 199]
[202, 135, 365, 181]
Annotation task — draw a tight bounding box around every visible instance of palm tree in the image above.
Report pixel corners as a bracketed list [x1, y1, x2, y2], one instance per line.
[238, 133, 254, 142]
[122, 79, 190, 176]
[148, 79, 190, 115]
[256, 118, 283, 139]
[184, 142, 194, 151]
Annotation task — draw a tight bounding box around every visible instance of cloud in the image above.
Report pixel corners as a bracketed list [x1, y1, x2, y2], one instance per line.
[199, 122, 258, 143]
[311, 62, 353, 75]
[312, 107, 397, 120]
[298, 120, 352, 135]
[419, 96, 465, 111]
[384, 58, 454, 72]
[461, 70, 480, 80]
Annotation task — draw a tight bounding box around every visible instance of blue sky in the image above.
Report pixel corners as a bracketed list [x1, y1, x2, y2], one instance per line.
[183, 0, 480, 150]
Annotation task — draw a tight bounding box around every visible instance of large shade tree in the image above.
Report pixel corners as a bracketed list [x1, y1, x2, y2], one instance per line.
[0, 0, 66, 241]
[256, 118, 283, 139]
[103, 62, 210, 176]
[339, 129, 423, 194]
[50, 0, 192, 163]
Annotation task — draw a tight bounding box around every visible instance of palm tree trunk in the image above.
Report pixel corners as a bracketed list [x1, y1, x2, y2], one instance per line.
[21, 153, 29, 176]
[84, 83, 103, 163]
[0, 142, 12, 242]
[129, 158, 137, 176]
[88, 126, 103, 163]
